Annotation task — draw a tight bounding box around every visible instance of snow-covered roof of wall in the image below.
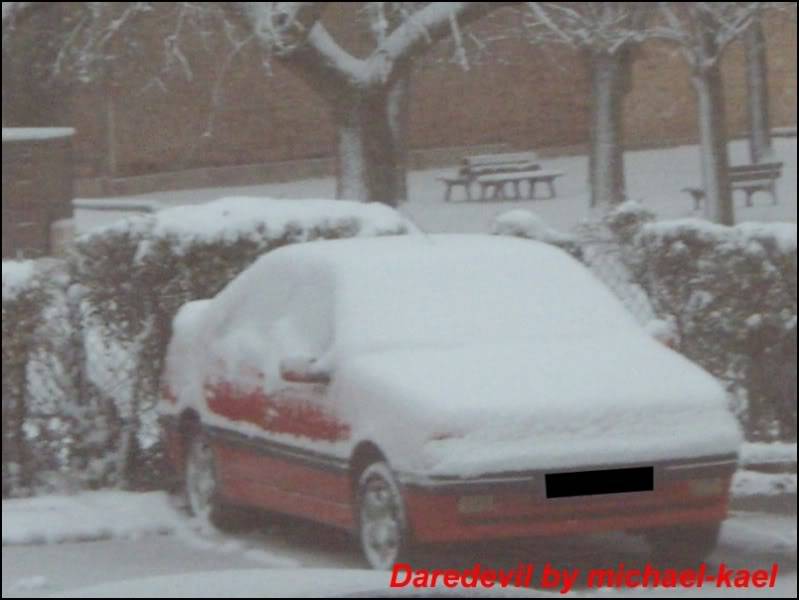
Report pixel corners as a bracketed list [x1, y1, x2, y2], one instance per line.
[2, 127, 75, 142]
[147, 196, 415, 243]
[79, 196, 418, 261]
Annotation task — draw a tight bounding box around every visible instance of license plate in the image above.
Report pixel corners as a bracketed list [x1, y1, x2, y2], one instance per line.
[545, 466, 654, 499]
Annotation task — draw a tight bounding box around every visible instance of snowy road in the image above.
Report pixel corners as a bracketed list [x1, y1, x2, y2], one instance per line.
[3, 508, 796, 597]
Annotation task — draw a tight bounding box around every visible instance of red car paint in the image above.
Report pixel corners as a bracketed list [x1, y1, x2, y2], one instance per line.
[206, 381, 350, 443]
[404, 478, 731, 544]
[159, 236, 737, 548]
[163, 399, 733, 544]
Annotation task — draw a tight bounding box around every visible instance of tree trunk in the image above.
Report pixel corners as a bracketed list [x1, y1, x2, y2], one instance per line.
[333, 72, 410, 206]
[588, 49, 628, 208]
[692, 63, 734, 225]
[386, 69, 411, 204]
[744, 12, 774, 163]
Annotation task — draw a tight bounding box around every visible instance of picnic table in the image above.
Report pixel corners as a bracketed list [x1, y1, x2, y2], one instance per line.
[439, 151, 565, 202]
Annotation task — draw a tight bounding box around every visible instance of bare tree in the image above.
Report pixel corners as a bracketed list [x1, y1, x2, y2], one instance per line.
[228, 2, 520, 205]
[653, 3, 760, 225]
[743, 5, 773, 163]
[525, 2, 652, 210]
[3, 2, 514, 206]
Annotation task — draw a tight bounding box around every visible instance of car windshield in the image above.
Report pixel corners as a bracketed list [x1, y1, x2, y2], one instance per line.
[331, 237, 638, 355]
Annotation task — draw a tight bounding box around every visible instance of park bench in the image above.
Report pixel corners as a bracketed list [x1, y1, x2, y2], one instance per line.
[439, 151, 564, 202]
[683, 161, 783, 210]
[476, 169, 565, 201]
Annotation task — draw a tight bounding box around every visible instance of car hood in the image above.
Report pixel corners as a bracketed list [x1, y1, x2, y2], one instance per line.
[333, 334, 742, 476]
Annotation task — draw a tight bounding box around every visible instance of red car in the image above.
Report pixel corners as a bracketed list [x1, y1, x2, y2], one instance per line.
[160, 235, 741, 569]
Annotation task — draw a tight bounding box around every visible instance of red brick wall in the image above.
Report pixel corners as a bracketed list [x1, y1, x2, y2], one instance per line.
[625, 11, 797, 146]
[5, 5, 796, 182]
[2, 134, 74, 259]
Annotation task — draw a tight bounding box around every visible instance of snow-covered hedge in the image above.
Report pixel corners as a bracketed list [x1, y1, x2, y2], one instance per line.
[492, 210, 583, 260]
[493, 204, 796, 443]
[3, 262, 46, 495]
[601, 200, 656, 245]
[70, 197, 416, 487]
[631, 218, 797, 442]
[2, 260, 111, 497]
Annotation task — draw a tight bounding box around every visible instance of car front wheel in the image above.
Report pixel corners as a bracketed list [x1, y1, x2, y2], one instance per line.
[184, 431, 246, 530]
[356, 461, 412, 570]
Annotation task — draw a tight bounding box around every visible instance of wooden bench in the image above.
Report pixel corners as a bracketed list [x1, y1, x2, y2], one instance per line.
[439, 151, 543, 202]
[476, 169, 565, 201]
[683, 162, 783, 209]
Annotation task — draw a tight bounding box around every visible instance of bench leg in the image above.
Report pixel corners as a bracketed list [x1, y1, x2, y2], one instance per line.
[771, 182, 778, 205]
[479, 182, 489, 202]
[493, 183, 505, 201]
[500, 183, 509, 201]
[745, 188, 754, 208]
[444, 183, 452, 203]
[528, 180, 537, 200]
[691, 191, 704, 211]
[512, 180, 521, 200]
[547, 179, 556, 199]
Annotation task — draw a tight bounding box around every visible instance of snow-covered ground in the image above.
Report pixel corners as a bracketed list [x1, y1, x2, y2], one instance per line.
[74, 137, 797, 236]
[2, 492, 796, 597]
[1, 492, 181, 546]
[733, 443, 798, 498]
[733, 471, 798, 498]
[7, 137, 792, 597]
[740, 443, 798, 469]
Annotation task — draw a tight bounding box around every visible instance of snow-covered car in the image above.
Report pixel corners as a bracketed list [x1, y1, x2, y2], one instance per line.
[160, 234, 742, 570]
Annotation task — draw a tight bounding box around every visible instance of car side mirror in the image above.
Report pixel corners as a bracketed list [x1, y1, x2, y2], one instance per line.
[279, 356, 331, 385]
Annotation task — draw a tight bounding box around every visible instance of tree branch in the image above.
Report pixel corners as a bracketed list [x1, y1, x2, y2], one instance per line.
[372, 2, 515, 84]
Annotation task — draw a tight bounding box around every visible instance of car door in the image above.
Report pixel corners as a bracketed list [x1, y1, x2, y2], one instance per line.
[257, 278, 352, 524]
[204, 269, 352, 527]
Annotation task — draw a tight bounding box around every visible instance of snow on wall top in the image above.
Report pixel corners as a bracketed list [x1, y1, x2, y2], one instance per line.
[2, 127, 75, 142]
[149, 196, 414, 241]
[2, 260, 37, 301]
[81, 196, 417, 259]
[491, 209, 574, 244]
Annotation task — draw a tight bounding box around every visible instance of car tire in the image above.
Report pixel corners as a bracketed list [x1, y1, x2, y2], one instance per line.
[356, 461, 413, 570]
[183, 430, 245, 531]
[645, 522, 722, 567]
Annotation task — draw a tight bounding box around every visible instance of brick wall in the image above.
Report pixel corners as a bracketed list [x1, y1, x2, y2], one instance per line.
[2, 6, 796, 187]
[2, 131, 74, 259]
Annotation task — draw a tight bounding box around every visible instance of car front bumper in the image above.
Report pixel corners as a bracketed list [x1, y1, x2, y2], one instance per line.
[399, 454, 737, 544]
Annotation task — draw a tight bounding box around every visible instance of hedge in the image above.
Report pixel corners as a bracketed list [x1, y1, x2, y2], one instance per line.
[492, 209, 583, 260]
[493, 205, 797, 442]
[632, 218, 797, 441]
[70, 197, 416, 488]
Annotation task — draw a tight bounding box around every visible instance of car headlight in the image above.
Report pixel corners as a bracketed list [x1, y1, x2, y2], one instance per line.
[689, 478, 724, 497]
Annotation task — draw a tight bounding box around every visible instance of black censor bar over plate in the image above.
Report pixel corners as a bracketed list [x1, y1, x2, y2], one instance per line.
[545, 466, 654, 498]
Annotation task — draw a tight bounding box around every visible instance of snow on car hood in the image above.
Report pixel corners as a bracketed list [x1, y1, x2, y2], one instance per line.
[334, 333, 742, 477]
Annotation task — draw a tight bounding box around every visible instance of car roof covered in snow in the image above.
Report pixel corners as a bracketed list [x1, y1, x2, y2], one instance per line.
[212, 234, 640, 353]
[246, 233, 571, 275]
